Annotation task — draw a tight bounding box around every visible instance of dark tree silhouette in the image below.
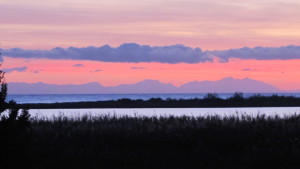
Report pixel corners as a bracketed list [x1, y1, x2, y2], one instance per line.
[0, 50, 31, 169]
[203, 93, 219, 100]
[0, 52, 30, 126]
[0, 68, 7, 114]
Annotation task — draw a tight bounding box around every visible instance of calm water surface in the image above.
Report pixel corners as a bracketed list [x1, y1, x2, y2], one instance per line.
[7, 93, 300, 104]
[7, 93, 300, 118]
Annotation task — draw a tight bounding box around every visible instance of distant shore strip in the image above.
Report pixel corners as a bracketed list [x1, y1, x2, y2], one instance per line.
[20, 94, 300, 109]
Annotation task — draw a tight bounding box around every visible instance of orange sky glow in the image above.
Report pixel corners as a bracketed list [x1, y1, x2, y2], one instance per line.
[3, 57, 300, 90]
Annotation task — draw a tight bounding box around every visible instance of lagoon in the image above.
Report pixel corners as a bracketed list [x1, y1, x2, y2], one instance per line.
[8, 93, 300, 104]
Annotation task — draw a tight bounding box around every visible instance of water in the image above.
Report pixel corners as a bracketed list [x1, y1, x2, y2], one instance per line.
[7, 93, 300, 104]
[6, 93, 300, 119]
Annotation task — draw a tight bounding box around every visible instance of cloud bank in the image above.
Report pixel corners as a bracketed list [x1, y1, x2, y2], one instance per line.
[210, 45, 300, 62]
[1, 43, 207, 64]
[3, 66, 27, 73]
[1, 44, 300, 63]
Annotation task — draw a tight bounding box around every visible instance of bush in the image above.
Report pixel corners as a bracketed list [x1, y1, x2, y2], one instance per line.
[204, 93, 219, 100]
[0, 74, 30, 126]
[0, 63, 31, 168]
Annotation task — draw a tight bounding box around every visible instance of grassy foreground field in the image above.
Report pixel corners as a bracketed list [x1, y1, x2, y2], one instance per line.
[2, 114, 300, 169]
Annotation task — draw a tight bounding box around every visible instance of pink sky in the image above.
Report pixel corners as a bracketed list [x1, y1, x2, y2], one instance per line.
[1, 0, 300, 50]
[1, 0, 300, 90]
[3, 57, 300, 90]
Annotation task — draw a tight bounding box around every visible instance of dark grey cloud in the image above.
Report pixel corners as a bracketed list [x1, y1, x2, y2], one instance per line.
[90, 69, 102, 72]
[94, 69, 102, 72]
[209, 45, 300, 62]
[31, 69, 43, 74]
[0, 53, 3, 62]
[1, 44, 300, 63]
[242, 68, 254, 71]
[3, 66, 27, 73]
[1, 43, 208, 64]
[131, 67, 147, 70]
[73, 64, 83, 67]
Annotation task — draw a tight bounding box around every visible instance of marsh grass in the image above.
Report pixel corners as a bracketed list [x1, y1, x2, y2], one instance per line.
[2, 114, 300, 169]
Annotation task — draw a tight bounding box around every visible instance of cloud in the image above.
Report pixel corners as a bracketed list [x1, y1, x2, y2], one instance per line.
[92, 69, 102, 72]
[1, 44, 300, 63]
[31, 69, 43, 74]
[73, 64, 83, 67]
[210, 45, 300, 62]
[242, 68, 254, 71]
[131, 67, 147, 70]
[3, 66, 27, 73]
[1, 43, 208, 64]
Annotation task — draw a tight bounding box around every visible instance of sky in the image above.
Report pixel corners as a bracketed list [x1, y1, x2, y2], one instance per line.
[1, 0, 300, 90]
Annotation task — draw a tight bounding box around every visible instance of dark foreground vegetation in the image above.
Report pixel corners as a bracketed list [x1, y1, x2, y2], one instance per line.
[3, 114, 300, 169]
[22, 93, 300, 109]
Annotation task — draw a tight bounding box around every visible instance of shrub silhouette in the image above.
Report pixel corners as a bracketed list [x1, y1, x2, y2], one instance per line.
[0, 80, 30, 126]
[203, 93, 219, 100]
[0, 69, 7, 113]
[230, 92, 244, 100]
[0, 51, 30, 125]
[0, 56, 31, 168]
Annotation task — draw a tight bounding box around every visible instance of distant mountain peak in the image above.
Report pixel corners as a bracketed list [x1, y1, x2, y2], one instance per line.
[180, 77, 280, 93]
[8, 77, 282, 94]
[36, 82, 45, 84]
[85, 82, 99, 84]
[138, 79, 161, 83]
[84, 82, 102, 85]
[135, 79, 175, 86]
[221, 76, 234, 80]
[243, 77, 251, 80]
[219, 77, 243, 82]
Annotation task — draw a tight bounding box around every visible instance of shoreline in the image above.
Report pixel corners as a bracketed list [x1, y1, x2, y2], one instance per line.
[20, 95, 300, 109]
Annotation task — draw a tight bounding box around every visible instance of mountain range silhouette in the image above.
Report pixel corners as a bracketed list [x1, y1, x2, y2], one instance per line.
[8, 77, 284, 94]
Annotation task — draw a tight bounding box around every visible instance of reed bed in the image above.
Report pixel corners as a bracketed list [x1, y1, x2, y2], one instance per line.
[2, 114, 300, 169]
